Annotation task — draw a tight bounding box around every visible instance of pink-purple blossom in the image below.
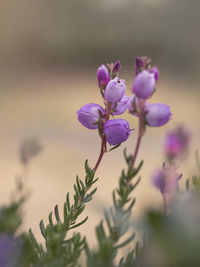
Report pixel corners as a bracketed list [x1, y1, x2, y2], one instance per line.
[103, 119, 130, 145]
[145, 103, 172, 127]
[152, 168, 180, 194]
[104, 77, 126, 104]
[97, 64, 110, 88]
[77, 103, 105, 130]
[132, 70, 156, 99]
[164, 125, 190, 160]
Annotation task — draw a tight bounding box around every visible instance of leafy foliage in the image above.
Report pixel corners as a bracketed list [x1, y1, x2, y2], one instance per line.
[85, 150, 142, 267]
[28, 160, 98, 266]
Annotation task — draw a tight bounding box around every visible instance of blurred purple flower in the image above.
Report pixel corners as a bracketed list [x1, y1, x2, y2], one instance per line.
[97, 64, 110, 88]
[132, 70, 156, 99]
[103, 119, 131, 145]
[145, 103, 172, 127]
[104, 77, 126, 104]
[152, 168, 180, 194]
[112, 95, 129, 115]
[77, 103, 105, 129]
[0, 234, 21, 267]
[20, 137, 42, 166]
[164, 125, 190, 160]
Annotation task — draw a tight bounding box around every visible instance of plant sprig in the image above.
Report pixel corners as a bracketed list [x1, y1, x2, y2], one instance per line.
[28, 160, 98, 266]
[85, 149, 143, 267]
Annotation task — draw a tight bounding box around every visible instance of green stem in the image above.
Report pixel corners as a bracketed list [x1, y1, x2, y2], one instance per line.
[163, 193, 167, 214]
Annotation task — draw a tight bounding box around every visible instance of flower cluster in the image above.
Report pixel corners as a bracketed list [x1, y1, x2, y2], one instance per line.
[77, 61, 131, 147]
[128, 56, 171, 127]
[77, 57, 172, 153]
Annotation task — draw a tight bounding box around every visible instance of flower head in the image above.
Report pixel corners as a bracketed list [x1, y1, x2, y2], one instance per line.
[97, 64, 110, 88]
[145, 103, 172, 127]
[77, 103, 105, 130]
[104, 77, 126, 104]
[164, 125, 190, 160]
[103, 119, 131, 145]
[152, 167, 180, 194]
[132, 70, 156, 99]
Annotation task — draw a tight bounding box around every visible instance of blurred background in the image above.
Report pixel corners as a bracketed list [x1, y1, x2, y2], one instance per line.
[0, 0, 200, 245]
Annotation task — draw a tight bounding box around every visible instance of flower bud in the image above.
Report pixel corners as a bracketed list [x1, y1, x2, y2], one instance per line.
[164, 125, 190, 160]
[152, 168, 180, 194]
[134, 56, 144, 75]
[97, 65, 110, 88]
[127, 95, 138, 115]
[132, 70, 156, 99]
[77, 103, 105, 130]
[103, 119, 130, 145]
[150, 66, 159, 81]
[104, 77, 126, 104]
[112, 95, 129, 115]
[145, 103, 171, 127]
[112, 60, 121, 74]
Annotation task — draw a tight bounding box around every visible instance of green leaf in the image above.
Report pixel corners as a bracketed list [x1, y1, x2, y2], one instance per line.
[69, 216, 88, 230]
[54, 205, 61, 223]
[39, 220, 46, 238]
[108, 143, 121, 152]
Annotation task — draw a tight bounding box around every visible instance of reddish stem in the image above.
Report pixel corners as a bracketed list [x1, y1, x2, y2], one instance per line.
[94, 137, 106, 171]
[93, 102, 112, 171]
[131, 100, 145, 169]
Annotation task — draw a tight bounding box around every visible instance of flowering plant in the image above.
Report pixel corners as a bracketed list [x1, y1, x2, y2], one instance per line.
[0, 57, 199, 267]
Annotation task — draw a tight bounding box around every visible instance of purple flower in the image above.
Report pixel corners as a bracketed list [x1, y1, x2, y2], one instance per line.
[104, 77, 126, 104]
[150, 66, 159, 81]
[77, 103, 105, 129]
[113, 60, 121, 74]
[132, 70, 156, 99]
[145, 103, 172, 127]
[164, 125, 190, 159]
[112, 95, 129, 115]
[0, 234, 21, 266]
[152, 168, 180, 194]
[103, 119, 130, 145]
[97, 65, 110, 88]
